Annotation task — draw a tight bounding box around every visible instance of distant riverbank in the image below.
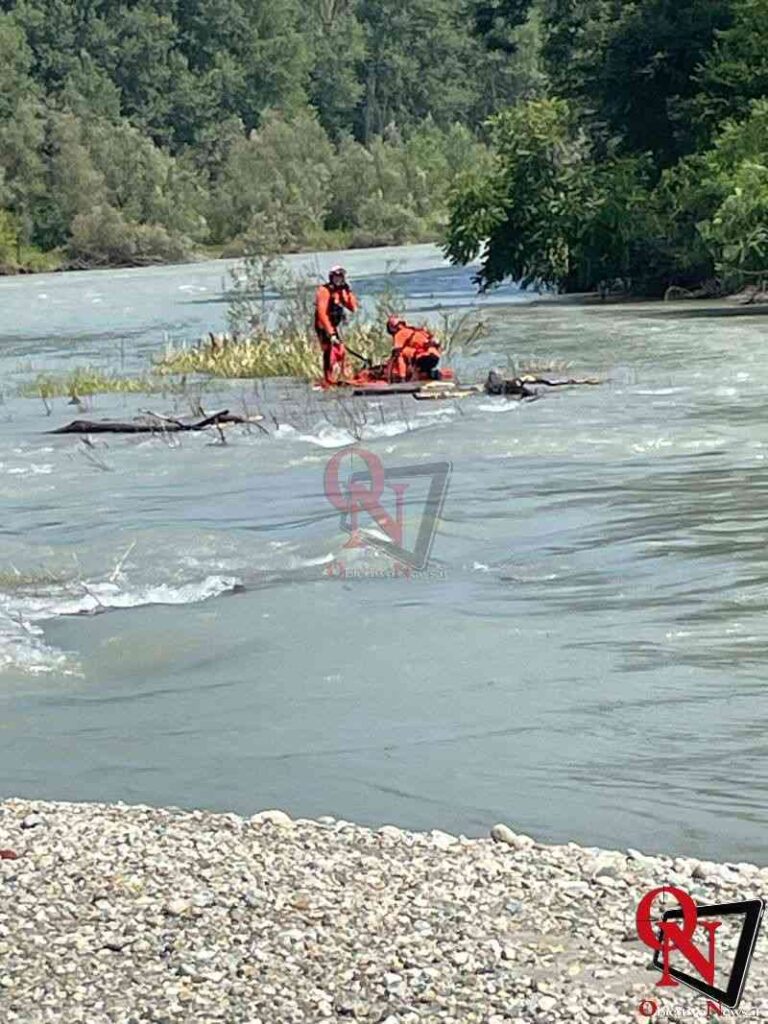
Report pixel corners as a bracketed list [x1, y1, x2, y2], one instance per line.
[0, 231, 444, 280]
[1, 799, 766, 1023]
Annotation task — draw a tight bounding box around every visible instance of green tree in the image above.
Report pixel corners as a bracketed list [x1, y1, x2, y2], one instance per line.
[212, 110, 336, 248]
[688, 100, 768, 285]
[83, 117, 208, 239]
[445, 99, 589, 289]
[445, 98, 671, 292]
[540, 0, 734, 164]
[304, 0, 366, 139]
[701, 162, 768, 283]
[0, 208, 19, 266]
[174, 0, 309, 144]
[696, 0, 768, 133]
[0, 13, 45, 248]
[472, 0, 533, 52]
[34, 111, 106, 249]
[68, 204, 191, 267]
[356, 0, 486, 140]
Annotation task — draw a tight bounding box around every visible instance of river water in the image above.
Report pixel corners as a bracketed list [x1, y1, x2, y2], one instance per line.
[0, 243, 766, 863]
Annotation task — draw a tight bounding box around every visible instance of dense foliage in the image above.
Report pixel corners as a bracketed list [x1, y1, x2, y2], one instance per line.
[3, 0, 764, 291]
[446, 0, 768, 296]
[0, 0, 542, 271]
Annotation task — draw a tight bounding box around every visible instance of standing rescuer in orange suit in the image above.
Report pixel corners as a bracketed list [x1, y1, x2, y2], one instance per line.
[315, 266, 358, 383]
[386, 315, 442, 381]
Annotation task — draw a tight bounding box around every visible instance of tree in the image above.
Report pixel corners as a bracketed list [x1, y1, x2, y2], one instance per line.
[0, 13, 45, 247]
[445, 99, 589, 289]
[304, 0, 366, 139]
[212, 110, 336, 248]
[81, 116, 207, 240]
[445, 97, 671, 293]
[0, 208, 19, 266]
[691, 100, 768, 286]
[356, 0, 486, 140]
[35, 111, 106, 249]
[471, 3, 548, 120]
[701, 163, 768, 283]
[696, 0, 768, 133]
[174, 0, 309, 143]
[68, 204, 191, 266]
[540, 0, 734, 164]
[472, 0, 533, 52]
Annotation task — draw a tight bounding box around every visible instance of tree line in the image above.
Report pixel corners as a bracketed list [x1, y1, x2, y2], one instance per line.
[0, 0, 541, 271]
[446, 0, 768, 296]
[3, 0, 763, 295]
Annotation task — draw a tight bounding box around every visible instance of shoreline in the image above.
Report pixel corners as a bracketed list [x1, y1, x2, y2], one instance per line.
[1, 798, 765, 1023]
[0, 236, 444, 281]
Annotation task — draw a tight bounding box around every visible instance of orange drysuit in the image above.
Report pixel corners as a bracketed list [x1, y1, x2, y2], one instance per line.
[389, 323, 441, 381]
[315, 283, 358, 382]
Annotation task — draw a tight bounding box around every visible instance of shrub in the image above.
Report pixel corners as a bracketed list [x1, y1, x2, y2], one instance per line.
[68, 205, 192, 267]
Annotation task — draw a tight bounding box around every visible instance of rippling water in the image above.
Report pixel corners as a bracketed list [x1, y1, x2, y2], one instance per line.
[0, 244, 766, 862]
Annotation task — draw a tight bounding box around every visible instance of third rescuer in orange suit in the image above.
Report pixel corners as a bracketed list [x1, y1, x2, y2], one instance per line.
[385, 315, 442, 382]
[315, 266, 358, 383]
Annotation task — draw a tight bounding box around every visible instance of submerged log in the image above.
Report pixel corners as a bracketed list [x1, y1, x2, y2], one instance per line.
[484, 370, 601, 396]
[519, 374, 602, 387]
[484, 371, 537, 398]
[49, 409, 264, 435]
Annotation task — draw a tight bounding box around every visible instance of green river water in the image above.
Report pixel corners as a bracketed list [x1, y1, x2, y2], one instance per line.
[0, 244, 765, 862]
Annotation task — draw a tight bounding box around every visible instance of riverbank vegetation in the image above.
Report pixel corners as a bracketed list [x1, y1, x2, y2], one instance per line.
[3, 1, 763, 296]
[0, 0, 540, 272]
[446, 0, 768, 297]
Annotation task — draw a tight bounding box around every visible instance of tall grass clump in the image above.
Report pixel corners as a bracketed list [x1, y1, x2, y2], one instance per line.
[156, 323, 394, 380]
[23, 368, 181, 400]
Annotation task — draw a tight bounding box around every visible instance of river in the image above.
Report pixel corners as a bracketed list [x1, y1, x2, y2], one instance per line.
[0, 243, 765, 863]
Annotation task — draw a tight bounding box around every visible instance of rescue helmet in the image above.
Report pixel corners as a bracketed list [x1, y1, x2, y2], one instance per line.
[386, 315, 404, 335]
[329, 265, 347, 283]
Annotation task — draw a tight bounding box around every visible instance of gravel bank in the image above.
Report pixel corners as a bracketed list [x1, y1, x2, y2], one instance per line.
[0, 799, 765, 1023]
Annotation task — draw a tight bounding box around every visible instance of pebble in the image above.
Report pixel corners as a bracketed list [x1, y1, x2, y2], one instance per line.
[250, 809, 293, 828]
[430, 829, 459, 850]
[490, 824, 535, 851]
[378, 825, 404, 841]
[164, 899, 190, 916]
[0, 800, 763, 1024]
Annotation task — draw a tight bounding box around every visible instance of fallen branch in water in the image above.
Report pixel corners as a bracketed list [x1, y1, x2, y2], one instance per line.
[484, 370, 602, 398]
[519, 375, 602, 387]
[48, 409, 265, 435]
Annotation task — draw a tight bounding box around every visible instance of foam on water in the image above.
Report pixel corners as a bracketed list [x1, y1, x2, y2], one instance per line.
[0, 611, 74, 676]
[0, 574, 240, 675]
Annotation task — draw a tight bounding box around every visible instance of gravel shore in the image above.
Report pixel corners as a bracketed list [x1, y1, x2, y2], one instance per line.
[0, 800, 765, 1023]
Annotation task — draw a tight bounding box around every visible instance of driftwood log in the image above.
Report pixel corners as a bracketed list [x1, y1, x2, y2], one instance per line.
[519, 375, 602, 387]
[484, 370, 601, 397]
[49, 409, 264, 435]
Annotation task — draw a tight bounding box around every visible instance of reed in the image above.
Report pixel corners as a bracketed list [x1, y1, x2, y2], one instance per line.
[23, 368, 190, 400]
[155, 324, 393, 380]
